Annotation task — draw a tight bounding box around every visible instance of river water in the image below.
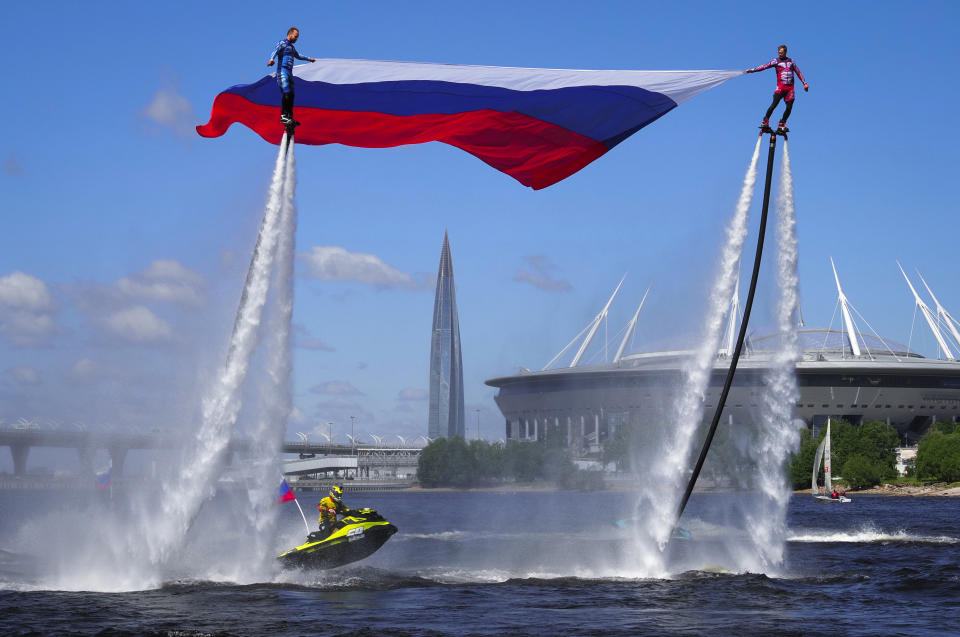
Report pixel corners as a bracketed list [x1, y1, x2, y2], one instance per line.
[1, 488, 957, 636]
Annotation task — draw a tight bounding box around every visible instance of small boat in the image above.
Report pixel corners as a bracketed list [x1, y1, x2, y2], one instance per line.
[278, 508, 397, 569]
[812, 419, 851, 503]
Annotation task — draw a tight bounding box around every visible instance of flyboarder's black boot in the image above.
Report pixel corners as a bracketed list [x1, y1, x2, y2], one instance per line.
[759, 119, 774, 134]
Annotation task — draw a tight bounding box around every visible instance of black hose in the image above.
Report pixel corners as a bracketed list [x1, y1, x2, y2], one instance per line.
[674, 133, 778, 524]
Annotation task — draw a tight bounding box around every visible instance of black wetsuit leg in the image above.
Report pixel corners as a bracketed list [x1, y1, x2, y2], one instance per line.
[281, 92, 294, 121]
[779, 99, 794, 124]
[764, 92, 784, 122]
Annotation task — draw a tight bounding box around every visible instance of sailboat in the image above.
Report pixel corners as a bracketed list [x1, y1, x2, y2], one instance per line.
[812, 419, 851, 503]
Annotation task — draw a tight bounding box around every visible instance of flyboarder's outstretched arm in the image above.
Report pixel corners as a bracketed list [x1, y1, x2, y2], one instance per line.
[745, 59, 777, 74]
[289, 43, 316, 63]
[267, 42, 317, 66]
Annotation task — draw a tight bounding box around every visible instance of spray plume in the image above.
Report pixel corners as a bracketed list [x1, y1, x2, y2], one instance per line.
[243, 140, 299, 570]
[145, 134, 291, 564]
[746, 140, 801, 569]
[630, 137, 762, 575]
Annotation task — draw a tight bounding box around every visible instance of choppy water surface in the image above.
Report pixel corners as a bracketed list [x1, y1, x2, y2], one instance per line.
[1, 489, 958, 636]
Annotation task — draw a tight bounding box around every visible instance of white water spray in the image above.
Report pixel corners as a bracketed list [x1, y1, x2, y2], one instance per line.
[746, 140, 801, 569]
[630, 137, 762, 575]
[243, 140, 299, 571]
[145, 134, 292, 565]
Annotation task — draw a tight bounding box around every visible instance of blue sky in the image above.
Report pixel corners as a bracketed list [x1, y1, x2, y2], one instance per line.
[2, 1, 959, 466]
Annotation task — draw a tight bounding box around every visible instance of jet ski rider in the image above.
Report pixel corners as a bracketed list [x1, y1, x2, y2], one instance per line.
[317, 485, 351, 538]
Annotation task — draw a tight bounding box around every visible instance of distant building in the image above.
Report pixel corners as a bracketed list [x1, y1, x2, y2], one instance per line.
[428, 231, 465, 438]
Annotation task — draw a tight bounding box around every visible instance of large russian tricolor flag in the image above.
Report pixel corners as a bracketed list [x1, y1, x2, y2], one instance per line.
[197, 59, 742, 189]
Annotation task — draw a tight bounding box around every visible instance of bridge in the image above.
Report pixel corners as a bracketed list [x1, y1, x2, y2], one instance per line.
[0, 429, 422, 478]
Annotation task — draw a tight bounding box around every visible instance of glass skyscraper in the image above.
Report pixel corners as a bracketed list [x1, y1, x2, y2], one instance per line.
[428, 231, 465, 439]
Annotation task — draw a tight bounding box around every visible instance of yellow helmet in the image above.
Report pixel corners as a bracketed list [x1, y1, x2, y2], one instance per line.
[330, 485, 343, 502]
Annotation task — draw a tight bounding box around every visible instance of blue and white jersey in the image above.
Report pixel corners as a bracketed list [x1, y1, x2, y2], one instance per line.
[271, 39, 310, 71]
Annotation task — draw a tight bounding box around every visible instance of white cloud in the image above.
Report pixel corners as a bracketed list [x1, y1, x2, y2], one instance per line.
[0, 271, 58, 345]
[397, 387, 428, 401]
[513, 255, 572, 292]
[70, 358, 97, 379]
[142, 86, 194, 137]
[288, 406, 307, 425]
[310, 380, 364, 396]
[0, 271, 55, 312]
[115, 259, 204, 306]
[10, 366, 40, 385]
[103, 306, 174, 343]
[293, 324, 334, 351]
[300, 246, 429, 290]
[311, 399, 376, 439]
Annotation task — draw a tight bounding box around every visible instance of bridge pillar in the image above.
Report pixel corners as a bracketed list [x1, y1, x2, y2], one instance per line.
[10, 444, 29, 477]
[108, 446, 128, 479]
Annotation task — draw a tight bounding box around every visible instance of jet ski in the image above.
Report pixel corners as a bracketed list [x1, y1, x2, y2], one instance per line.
[278, 508, 397, 569]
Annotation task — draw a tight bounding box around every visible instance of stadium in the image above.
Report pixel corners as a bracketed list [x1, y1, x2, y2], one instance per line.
[486, 269, 960, 453]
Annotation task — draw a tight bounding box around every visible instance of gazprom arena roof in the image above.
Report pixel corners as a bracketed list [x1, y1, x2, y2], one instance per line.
[748, 329, 923, 361]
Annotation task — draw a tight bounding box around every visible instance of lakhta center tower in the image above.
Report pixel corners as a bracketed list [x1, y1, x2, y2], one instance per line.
[428, 231, 465, 439]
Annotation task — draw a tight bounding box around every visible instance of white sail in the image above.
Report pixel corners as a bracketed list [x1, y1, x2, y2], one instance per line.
[812, 418, 851, 503]
[824, 419, 832, 492]
[811, 435, 827, 495]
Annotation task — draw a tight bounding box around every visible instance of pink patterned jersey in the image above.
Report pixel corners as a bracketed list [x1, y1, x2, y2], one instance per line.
[749, 57, 807, 88]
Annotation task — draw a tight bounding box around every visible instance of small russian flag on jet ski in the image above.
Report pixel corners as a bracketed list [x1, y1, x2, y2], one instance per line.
[197, 58, 741, 189]
[276, 478, 296, 503]
[96, 467, 112, 490]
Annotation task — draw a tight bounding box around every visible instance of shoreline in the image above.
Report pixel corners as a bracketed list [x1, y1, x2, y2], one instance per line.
[404, 482, 960, 496]
[802, 483, 960, 497]
[3, 477, 958, 496]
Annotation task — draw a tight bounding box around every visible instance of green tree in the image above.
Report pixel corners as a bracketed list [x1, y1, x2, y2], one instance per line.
[417, 437, 451, 487]
[927, 421, 957, 436]
[503, 440, 544, 482]
[603, 426, 631, 472]
[841, 454, 880, 489]
[916, 430, 960, 483]
[856, 421, 899, 479]
[789, 427, 820, 489]
[826, 419, 858, 473]
[444, 436, 476, 488]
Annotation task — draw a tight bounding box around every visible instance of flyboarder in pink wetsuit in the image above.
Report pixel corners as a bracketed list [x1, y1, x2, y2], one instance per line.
[746, 44, 809, 133]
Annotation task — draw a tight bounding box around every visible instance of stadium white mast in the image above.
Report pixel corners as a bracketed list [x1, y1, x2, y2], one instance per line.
[831, 257, 862, 357]
[719, 264, 741, 357]
[898, 262, 954, 360]
[570, 274, 626, 367]
[916, 269, 960, 350]
[613, 285, 650, 364]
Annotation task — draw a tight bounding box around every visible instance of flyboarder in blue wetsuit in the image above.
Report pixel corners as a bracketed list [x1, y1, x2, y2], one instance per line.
[267, 27, 316, 126]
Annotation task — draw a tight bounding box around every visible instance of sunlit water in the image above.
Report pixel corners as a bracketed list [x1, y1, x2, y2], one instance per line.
[1, 489, 957, 636]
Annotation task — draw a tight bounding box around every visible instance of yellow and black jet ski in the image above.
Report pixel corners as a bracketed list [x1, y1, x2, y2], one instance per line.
[278, 508, 397, 569]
